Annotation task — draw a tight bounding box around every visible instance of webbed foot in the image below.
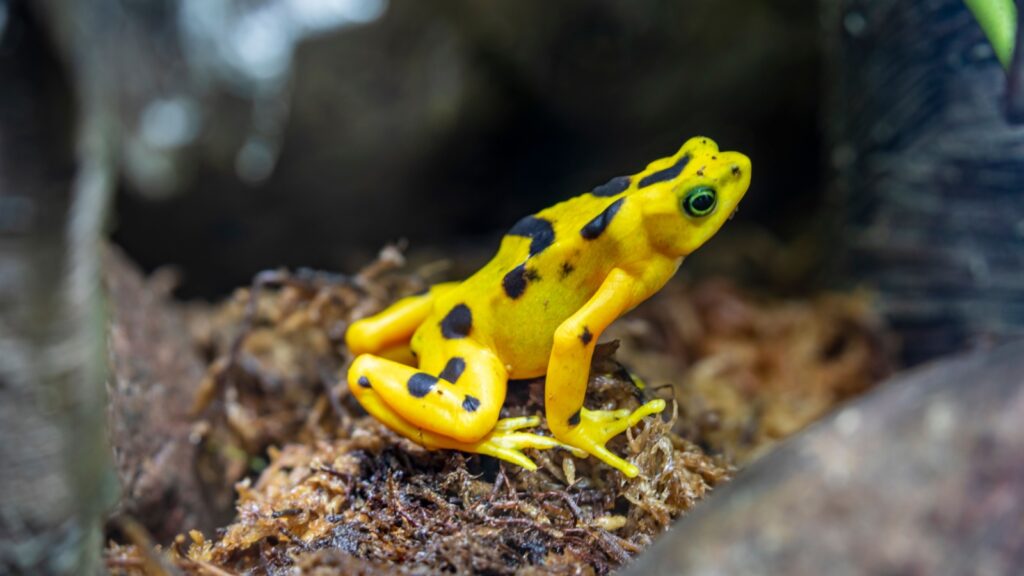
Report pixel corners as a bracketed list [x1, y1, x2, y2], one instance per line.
[557, 399, 666, 477]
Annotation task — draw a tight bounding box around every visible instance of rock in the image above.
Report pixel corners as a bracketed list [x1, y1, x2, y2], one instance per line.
[624, 341, 1024, 575]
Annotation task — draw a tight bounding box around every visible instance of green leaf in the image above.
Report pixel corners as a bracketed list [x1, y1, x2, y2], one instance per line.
[964, 0, 1018, 69]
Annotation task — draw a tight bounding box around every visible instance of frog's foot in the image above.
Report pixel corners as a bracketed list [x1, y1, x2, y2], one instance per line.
[443, 416, 586, 471]
[557, 399, 666, 478]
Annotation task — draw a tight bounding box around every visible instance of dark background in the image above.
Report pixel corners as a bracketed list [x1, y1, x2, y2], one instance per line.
[109, 0, 822, 299]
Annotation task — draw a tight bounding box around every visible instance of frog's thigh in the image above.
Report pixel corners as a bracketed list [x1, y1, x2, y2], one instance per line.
[348, 378, 463, 451]
[545, 268, 638, 435]
[348, 341, 507, 443]
[346, 281, 459, 356]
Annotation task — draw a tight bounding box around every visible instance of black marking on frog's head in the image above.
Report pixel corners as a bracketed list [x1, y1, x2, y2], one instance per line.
[560, 261, 575, 279]
[638, 155, 690, 188]
[591, 175, 631, 197]
[440, 304, 472, 339]
[507, 216, 555, 256]
[568, 409, 581, 427]
[580, 198, 625, 240]
[407, 372, 438, 398]
[439, 357, 466, 383]
[357, 376, 372, 389]
[580, 326, 593, 346]
[462, 395, 481, 412]
[502, 263, 540, 299]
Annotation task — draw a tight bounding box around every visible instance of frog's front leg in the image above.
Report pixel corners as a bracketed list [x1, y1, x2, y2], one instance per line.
[348, 339, 573, 470]
[546, 268, 667, 478]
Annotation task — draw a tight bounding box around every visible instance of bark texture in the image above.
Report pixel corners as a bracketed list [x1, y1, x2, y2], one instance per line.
[0, 2, 113, 574]
[824, 0, 1024, 364]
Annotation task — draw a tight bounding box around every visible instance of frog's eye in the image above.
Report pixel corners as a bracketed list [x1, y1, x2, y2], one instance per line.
[682, 186, 717, 217]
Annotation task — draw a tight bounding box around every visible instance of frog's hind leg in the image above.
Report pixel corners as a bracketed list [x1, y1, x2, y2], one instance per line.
[347, 381, 568, 470]
[348, 340, 577, 470]
[349, 340, 507, 443]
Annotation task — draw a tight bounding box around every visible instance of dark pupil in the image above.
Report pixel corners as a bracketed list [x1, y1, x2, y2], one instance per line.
[691, 193, 713, 212]
[686, 189, 716, 215]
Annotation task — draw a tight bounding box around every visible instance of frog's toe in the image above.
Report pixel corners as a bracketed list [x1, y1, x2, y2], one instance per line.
[475, 439, 541, 471]
[622, 399, 666, 429]
[559, 399, 666, 478]
[586, 407, 634, 423]
[493, 415, 542, 432]
[470, 418, 586, 469]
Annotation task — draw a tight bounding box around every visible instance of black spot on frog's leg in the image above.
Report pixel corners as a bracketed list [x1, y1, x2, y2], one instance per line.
[568, 409, 581, 427]
[507, 216, 555, 256]
[591, 175, 630, 197]
[580, 326, 593, 346]
[502, 263, 540, 299]
[357, 376, 372, 389]
[462, 395, 481, 413]
[638, 155, 691, 188]
[560, 262, 575, 279]
[580, 198, 625, 240]
[440, 304, 473, 339]
[439, 357, 466, 383]
[407, 372, 438, 398]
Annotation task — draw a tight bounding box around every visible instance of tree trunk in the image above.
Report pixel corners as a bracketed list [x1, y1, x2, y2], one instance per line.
[0, 3, 113, 574]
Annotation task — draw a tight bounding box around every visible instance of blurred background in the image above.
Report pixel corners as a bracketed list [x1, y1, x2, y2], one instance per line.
[4, 0, 1024, 573]
[97, 0, 821, 297]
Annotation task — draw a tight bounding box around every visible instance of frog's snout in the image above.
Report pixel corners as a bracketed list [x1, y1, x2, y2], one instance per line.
[723, 151, 751, 181]
[718, 151, 752, 200]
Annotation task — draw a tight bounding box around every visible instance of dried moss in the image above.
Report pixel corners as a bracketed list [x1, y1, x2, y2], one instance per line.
[105, 249, 892, 575]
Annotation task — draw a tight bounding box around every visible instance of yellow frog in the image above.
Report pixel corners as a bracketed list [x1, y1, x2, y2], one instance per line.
[346, 136, 751, 477]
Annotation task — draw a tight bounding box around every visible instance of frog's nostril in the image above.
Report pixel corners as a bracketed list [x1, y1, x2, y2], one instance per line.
[730, 164, 741, 177]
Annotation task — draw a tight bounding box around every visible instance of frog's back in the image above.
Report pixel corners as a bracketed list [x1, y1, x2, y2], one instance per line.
[414, 187, 644, 378]
[412, 136, 739, 378]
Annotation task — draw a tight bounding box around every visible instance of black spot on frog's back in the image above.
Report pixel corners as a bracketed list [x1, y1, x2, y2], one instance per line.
[580, 198, 625, 240]
[591, 176, 630, 197]
[440, 304, 473, 339]
[507, 216, 555, 256]
[502, 263, 541, 299]
[560, 261, 575, 279]
[639, 155, 690, 188]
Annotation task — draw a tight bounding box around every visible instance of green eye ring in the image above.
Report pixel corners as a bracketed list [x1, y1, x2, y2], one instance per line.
[682, 186, 717, 217]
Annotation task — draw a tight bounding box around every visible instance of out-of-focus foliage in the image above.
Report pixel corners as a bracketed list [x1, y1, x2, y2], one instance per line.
[964, 0, 1016, 68]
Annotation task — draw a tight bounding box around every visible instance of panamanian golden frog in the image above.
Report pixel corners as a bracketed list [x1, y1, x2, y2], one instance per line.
[346, 136, 751, 477]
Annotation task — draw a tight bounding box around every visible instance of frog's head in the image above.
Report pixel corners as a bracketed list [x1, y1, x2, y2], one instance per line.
[639, 136, 751, 257]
